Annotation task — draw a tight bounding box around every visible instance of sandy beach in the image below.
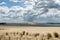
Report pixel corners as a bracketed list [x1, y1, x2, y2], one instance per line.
[0, 26, 60, 34]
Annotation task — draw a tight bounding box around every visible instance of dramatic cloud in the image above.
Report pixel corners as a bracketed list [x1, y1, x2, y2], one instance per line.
[53, 0, 60, 5]
[0, 0, 60, 23]
[39, 8, 60, 22]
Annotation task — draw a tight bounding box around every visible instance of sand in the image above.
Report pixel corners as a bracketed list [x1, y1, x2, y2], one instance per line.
[0, 26, 60, 34]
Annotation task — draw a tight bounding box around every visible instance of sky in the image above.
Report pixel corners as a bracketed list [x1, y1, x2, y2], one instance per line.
[0, 0, 60, 23]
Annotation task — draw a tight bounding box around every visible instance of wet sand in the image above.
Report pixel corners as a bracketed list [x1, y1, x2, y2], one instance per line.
[0, 26, 60, 34]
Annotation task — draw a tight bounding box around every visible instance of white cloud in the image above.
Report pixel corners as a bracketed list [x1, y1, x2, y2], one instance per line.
[0, 6, 9, 14]
[10, 0, 22, 2]
[0, 0, 60, 22]
[10, 6, 23, 11]
[40, 8, 60, 17]
[53, 0, 60, 5]
[10, 0, 37, 2]
[0, 2, 6, 5]
[0, 6, 29, 22]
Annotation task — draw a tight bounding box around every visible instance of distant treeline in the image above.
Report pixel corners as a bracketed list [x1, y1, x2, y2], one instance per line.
[0, 23, 6, 25]
[0, 23, 60, 26]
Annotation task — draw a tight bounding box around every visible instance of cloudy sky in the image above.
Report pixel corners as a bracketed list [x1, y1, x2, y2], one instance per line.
[0, 0, 60, 23]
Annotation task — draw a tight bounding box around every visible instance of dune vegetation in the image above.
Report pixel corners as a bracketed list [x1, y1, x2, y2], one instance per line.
[0, 31, 60, 40]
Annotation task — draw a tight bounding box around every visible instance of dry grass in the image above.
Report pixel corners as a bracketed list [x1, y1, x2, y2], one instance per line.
[0, 26, 60, 40]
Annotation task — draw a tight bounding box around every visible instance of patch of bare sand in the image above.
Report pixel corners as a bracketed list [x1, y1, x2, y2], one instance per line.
[0, 26, 60, 34]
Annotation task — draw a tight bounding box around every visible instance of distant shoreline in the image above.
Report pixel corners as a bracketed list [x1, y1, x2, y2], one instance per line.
[0, 23, 60, 27]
